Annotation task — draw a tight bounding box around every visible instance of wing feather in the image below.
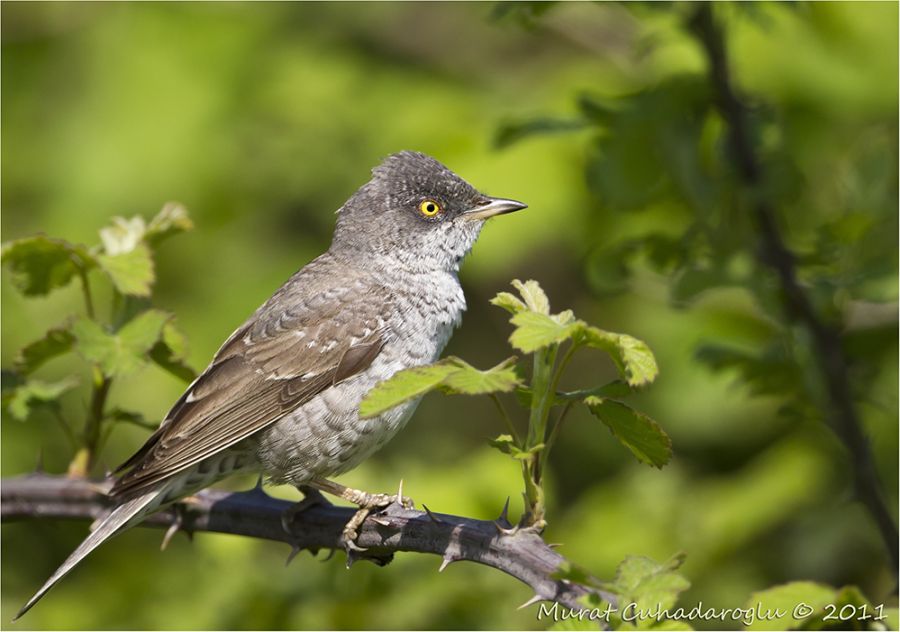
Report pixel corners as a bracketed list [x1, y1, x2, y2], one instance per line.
[111, 271, 390, 499]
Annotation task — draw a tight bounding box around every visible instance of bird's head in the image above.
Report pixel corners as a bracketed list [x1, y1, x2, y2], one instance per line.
[332, 151, 526, 272]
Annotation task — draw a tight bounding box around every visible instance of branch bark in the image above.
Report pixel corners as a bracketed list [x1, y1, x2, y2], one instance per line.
[1, 474, 613, 611]
[689, 4, 899, 574]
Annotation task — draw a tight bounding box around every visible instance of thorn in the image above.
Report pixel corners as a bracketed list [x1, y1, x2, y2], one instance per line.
[518, 594, 544, 610]
[547, 542, 562, 549]
[497, 496, 511, 526]
[308, 547, 319, 557]
[494, 521, 517, 536]
[369, 516, 390, 527]
[285, 544, 302, 566]
[422, 504, 443, 524]
[101, 462, 112, 478]
[320, 549, 336, 563]
[34, 449, 44, 474]
[397, 478, 404, 501]
[438, 556, 455, 572]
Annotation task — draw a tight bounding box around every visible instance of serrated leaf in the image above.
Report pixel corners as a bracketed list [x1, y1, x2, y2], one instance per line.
[3, 377, 79, 421]
[15, 325, 75, 374]
[145, 203, 194, 246]
[585, 397, 672, 468]
[555, 381, 632, 403]
[611, 554, 690, 621]
[72, 309, 170, 377]
[488, 434, 517, 454]
[99, 216, 146, 255]
[744, 582, 837, 631]
[511, 279, 551, 314]
[490, 291, 527, 315]
[107, 407, 159, 431]
[97, 243, 155, 296]
[488, 434, 544, 460]
[441, 357, 520, 395]
[1, 235, 95, 296]
[580, 325, 659, 386]
[359, 361, 461, 418]
[148, 319, 196, 382]
[509, 311, 578, 352]
[360, 357, 522, 418]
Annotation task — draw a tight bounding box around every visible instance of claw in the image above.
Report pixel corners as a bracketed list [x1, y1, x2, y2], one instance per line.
[160, 506, 191, 551]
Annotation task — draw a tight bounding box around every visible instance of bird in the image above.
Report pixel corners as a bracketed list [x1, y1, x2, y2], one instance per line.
[16, 150, 526, 619]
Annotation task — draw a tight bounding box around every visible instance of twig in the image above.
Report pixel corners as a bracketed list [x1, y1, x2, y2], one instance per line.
[688, 4, 899, 574]
[1, 474, 615, 611]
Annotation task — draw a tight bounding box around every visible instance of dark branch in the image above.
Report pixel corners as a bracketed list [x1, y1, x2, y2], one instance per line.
[688, 4, 899, 574]
[1, 474, 613, 611]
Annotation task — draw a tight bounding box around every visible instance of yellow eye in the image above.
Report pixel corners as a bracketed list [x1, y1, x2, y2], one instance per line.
[418, 199, 441, 217]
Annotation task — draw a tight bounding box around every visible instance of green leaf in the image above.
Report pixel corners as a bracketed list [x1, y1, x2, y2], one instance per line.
[1, 235, 95, 296]
[580, 325, 659, 387]
[509, 311, 578, 353]
[360, 357, 522, 418]
[494, 117, 585, 149]
[359, 361, 461, 418]
[610, 554, 690, 627]
[555, 381, 633, 403]
[585, 397, 672, 468]
[3, 376, 79, 421]
[145, 203, 194, 246]
[441, 357, 520, 395]
[15, 325, 75, 374]
[744, 582, 837, 631]
[97, 243, 155, 296]
[511, 279, 551, 314]
[72, 309, 170, 377]
[148, 319, 197, 382]
[107, 407, 159, 431]
[488, 434, 544, 460]
[490, 291, 527, 315]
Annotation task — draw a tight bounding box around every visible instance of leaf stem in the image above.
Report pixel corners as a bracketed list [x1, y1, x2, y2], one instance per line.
[541, 402, 574, 472]
[78, 268, 95, 320]
[490, 393, 520, 446]
[50, 408, 77, 449]
[70, 367, 111, 477]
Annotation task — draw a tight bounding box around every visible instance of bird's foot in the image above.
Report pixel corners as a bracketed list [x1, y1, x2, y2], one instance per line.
[309, 478, 413, 552]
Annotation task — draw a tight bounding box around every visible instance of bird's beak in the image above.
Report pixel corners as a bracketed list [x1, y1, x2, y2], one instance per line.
[461, 196, 528, 221]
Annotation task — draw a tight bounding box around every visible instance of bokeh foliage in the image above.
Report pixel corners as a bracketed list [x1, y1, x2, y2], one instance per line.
[2, 2, 896, 630]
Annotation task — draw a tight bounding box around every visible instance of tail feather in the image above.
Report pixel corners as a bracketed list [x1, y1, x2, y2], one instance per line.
[14, 489, 160, 621]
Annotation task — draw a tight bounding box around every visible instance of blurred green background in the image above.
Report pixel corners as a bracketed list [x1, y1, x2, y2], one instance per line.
[2, 2, 897, 630]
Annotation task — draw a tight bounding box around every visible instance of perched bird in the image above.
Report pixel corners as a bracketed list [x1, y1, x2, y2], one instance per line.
[16, 150, 526, 619]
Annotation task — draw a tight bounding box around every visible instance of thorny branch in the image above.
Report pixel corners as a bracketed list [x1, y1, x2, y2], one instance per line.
[1, 474, 614, 612]
[689, 4, 899, 574]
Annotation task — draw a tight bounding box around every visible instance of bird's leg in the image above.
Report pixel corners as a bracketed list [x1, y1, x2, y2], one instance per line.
[281, 485, 331, 536]
[308, 478, 414, 551]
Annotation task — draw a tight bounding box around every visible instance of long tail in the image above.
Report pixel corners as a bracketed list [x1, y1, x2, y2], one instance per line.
[14, 488, 161, 621]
